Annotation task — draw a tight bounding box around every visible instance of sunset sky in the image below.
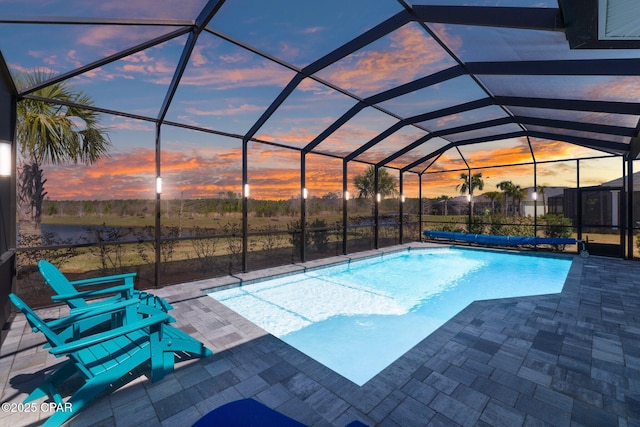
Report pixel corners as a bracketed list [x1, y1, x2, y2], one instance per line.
[1, 0, 636, 200]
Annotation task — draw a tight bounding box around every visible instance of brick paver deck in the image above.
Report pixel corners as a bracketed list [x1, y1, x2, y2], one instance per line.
[1, 243, 639, 426]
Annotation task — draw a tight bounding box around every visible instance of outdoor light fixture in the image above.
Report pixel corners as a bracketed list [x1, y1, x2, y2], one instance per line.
[155, 176, 162, 194]
[376, 193, 381, 203]
[533, 191, 538, 201]
[401, 194, 406, 203]
[244, 183, 250, 198]
[0, 140, 11, 177]
[302, 188, 308, 199]
[466, 194, 471, 202]
[344, 190, 350, 201]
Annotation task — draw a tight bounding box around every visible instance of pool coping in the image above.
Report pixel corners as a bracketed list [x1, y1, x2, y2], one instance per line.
[198, 242, 578, 294]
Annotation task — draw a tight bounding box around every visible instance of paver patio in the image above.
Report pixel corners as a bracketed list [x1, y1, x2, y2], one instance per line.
[1, 243, 639, 426]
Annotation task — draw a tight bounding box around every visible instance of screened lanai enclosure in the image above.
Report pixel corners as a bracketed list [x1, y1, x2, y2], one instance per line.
[3, 0, 640, 339]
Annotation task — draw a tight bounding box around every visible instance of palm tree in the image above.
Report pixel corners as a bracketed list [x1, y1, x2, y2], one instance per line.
[511, 185, 528, 216]
[435, 195, 450, 216]
[483, 191, 502, 214]
[16, 70, 111, 227]
[538, 185, 547, 215]
[353, 165, 397, 200]
[456, 172, 484, 214]
[496, 180, 514, 215]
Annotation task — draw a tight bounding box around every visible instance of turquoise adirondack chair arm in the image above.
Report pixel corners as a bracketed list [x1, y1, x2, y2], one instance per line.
[50, 312, 172, 356]
[50, 283, 134, 301]
[137, 291, 174, 311]
[45, 299, 143, 331]
[69, 272, 136, 287]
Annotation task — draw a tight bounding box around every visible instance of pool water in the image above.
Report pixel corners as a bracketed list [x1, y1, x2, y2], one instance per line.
[208, 247, 572, 385]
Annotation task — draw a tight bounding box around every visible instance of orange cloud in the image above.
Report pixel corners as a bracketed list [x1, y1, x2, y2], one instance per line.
[461, 144, 532, 168]
[317, 23, 456, 95]
[42, 144, 321, 201]
[40, 130, 600, 202]
[256, 128, 320, 147]
[585, 76, 640, 103]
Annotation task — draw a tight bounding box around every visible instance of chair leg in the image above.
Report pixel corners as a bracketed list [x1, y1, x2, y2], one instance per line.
[164, 327, 213, 357]
[149, 328, 168, 382]
[41, 354, 153, 426]
[40, 378, 109, 427]
[24, 362, 77, 403]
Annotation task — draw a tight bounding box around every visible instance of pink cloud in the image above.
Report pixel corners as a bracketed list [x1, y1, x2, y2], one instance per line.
[585, 76, 640, 102]
[185, 103, 265, 117]
[78, 26, 132, 48]
[301, 27, 326, 34]
[190, 46, 208, 67]
[123, 51, 154, 64]
[278, 42, 301, 61]
[109, 118, 154, 131]
[76, 26, 173, 50]
[317, 23, 457, 95]
[154, 60, 294, 90]
[27, 50, 58, 66]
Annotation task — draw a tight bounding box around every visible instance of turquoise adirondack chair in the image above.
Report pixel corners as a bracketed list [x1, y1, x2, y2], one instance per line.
[38, 260, 172, 340]
[9, 293, 213, 427]
[39, 260, 172, 311]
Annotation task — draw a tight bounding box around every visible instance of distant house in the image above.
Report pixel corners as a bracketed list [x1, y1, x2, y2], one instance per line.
[430, 195, 469, 216]
[546, 173, 640, 228]
[521, 187, 567, 217]
[430, 187, 567, 217]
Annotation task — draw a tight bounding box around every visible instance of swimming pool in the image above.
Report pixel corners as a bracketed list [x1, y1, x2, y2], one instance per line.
[208, 247, 572, 385]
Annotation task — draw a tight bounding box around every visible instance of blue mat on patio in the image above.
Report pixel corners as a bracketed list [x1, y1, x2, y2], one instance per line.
[193, 399, 305, 427]
[192, 398, 368, 427]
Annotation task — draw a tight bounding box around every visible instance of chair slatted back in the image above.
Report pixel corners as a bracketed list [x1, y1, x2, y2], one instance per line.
[9, 293, 64, 348]
[38, 260, 87, 309]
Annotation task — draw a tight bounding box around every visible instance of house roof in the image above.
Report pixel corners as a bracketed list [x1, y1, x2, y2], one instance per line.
[600, 171, 640, 188]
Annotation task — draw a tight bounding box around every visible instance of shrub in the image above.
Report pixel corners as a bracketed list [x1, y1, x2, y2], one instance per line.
[541, 214, 573, 250]
[289, 218, 329, 253]
[84, 224, 133, 273]
[134, 226, 179, 272]
[541, 214, 572, 239]
[489, 215, 506, 235]
[17, 231, 76, 275]
[434, 219, 464, 233]
[468, 216, 485, 234]
[190, 226, 218, 272]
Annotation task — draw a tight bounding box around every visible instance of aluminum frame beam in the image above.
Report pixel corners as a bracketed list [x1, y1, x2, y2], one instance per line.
[466, 58, 640, 76]
[411, 5, 564, 32]
[243, 10, 411, 143]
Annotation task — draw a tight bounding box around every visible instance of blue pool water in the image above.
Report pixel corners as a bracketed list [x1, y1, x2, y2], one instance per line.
[208, 247, 572, 385]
